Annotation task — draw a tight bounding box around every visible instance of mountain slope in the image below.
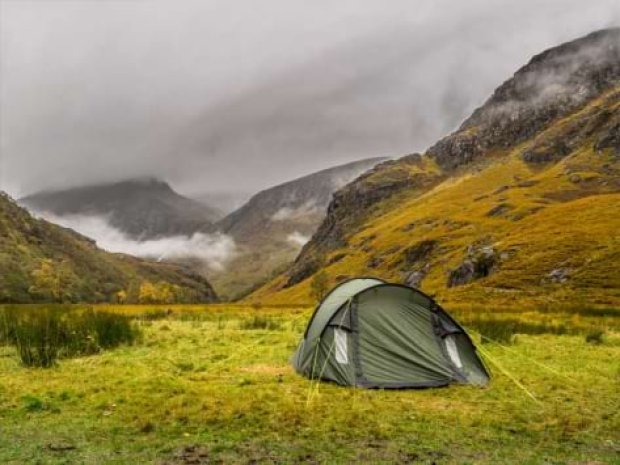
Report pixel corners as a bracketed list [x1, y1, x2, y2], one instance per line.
[0, 192, 217, 303]
[20, 178, 222, 239]
[218, 157, 387, 239]
[209, 157, 386, 299]
[250, 28, 620, 308]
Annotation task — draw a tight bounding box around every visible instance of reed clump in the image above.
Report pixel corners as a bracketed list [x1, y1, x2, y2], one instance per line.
[0, 305, 140, 367]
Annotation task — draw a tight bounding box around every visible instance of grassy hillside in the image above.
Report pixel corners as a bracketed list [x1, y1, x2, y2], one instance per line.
[0, 192, 217, 303]
[250, 29, 620, 307]
[1, 304, 618, 464]
[250, 87, 620, 307]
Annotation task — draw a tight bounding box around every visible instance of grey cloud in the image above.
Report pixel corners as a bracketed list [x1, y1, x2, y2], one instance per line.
[1, 0, 619, 199]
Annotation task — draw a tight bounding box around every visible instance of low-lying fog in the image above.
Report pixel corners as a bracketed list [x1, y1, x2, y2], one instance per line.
[39, 212, 237, 271]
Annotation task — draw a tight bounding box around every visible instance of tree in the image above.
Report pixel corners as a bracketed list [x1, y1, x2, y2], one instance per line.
[29, 259, 76, 302]
[138, 280, 181, 304]
[116, 289, 127, 304]
[309, 270, 329, 303]
[154, 281, 176, 304]
[138, 281, 158, 304]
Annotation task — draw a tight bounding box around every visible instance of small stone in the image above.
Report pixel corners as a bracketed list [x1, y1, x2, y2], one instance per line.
[366, 257, 383, 269]
[548, 268, 570, 283]
[404, 264, 430, 288]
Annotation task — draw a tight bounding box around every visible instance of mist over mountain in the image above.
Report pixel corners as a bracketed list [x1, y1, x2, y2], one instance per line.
[194, 191, 254, 215]
[20, 178, 222, 239]
[209, 157, 385, 299]
[2, 1, 618, 199]
[17, 158, 384, 292]
[218, 157, 386, 241]
[19, 178, 236, 272]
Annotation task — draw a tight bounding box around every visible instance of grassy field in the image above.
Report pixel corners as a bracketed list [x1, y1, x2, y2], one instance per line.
[1, 304, 619, 464]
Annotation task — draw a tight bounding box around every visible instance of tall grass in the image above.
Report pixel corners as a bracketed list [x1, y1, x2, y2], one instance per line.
[238, 315, 283, 330]
[465, 319, 568, 344]
[0, 306, 140, 367]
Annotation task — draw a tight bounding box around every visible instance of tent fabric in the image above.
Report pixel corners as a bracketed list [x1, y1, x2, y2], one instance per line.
[292, 278, 490, 388]
[303, 277, 385, 343]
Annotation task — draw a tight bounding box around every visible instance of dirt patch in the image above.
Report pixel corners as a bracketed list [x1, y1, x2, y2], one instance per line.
[486, 202, 514, 217]
[159, 445, 216, 465]
[45, 442, 77, 452]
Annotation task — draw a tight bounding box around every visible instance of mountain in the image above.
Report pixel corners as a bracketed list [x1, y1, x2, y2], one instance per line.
[193, 191, 253, 215]
[209, 157, 386, 299]
[0, 191, 217, 303]
[20, 178, 223, 239]
[250, 28, 620, 308]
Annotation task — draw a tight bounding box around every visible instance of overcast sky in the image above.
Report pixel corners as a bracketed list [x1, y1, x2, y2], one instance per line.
[1, 0, 619, 200]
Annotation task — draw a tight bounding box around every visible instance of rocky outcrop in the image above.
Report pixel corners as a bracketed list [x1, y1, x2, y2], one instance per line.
[447, 245, 499, 288]
[595, 122, 620, 155]
[401, 239, 437, 266]
[486, 203, 514, 218]
[398, 240, 437, 289]
[428, 28, 620, 170]
[404, 264, 431, 289]
[522, 89, 619, 163]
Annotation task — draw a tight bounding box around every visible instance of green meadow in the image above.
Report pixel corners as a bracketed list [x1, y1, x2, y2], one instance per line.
[0, 305, 618, 464]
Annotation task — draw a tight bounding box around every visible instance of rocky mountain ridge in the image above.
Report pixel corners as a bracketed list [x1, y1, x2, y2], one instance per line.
[253, 28, 620, 306]
[429, 28, 620, 169]
[20, 178, 223, 240]
[218, 157, 386, 240]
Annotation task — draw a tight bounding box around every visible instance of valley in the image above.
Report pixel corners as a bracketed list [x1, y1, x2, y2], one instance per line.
[0, 12, 619, 465]
[2, 29, 619, 311]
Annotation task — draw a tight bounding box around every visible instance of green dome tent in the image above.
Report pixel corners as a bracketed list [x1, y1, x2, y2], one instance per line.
[293, 278, 490, 388]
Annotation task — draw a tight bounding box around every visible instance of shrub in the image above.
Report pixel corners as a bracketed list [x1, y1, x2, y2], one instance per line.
[21, 395, 46, 412]
[10, 309, 64, 367]
[585, 329, 605, 345]
[88, 309, 138, 349]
